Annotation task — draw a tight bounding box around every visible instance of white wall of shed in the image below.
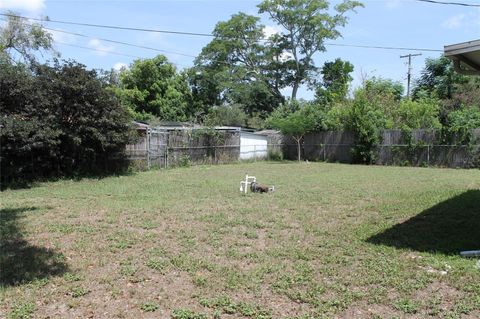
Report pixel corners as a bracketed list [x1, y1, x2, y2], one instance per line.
[240, 133, 268, 160]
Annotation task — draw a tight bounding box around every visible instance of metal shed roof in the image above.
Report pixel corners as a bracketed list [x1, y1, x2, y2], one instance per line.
[444, 39, 480, 75]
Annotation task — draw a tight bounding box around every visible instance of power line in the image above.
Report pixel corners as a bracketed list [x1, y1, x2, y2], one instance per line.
[43, 27, 198, 58]
[0, 16, 194, 67]
[55, 41, 193, 68]
[415, 0, 480, 7]
[0, 12, 214, 37]
[55, 41, 141, 58]
[324, 42, 442, 52]
[1, 13, 444, 54]
[43, 23, 443, 54]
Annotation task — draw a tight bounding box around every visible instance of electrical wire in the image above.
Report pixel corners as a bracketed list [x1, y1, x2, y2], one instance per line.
[55, 41, 193, 68]
[55, 41, 141, 58]
[43, 27, 198, 58]
[1, 12, 445, 56]
[415, 0, 480, 7]
[324, 42, 443, 52]
[0, 12, 214, 37]
[0, 16, 194, 67]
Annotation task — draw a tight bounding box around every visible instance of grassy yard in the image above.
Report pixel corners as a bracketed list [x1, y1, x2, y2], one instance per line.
[1, 162, 479, 319]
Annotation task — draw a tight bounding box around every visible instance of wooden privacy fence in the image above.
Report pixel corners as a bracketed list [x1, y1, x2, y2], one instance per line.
[126, 127, 479, 169]
[167, 129, 240, 166]
[283, 129, 480, 168]
[125, 128, 242, 169]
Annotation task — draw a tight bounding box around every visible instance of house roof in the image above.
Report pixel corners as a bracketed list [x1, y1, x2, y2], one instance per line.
[133, 121, 149, 131]
[444, 39, 480, 75]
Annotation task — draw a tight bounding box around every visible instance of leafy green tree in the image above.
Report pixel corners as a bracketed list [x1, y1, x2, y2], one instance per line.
[258, 0, 363, 100]
[204, 104, 247, 127]
[447, 77, 480, 110]
[0, 61, 61, 183]
[394, 98, 441, 130]
[445, 107, 480, 143]
[363, 77, 404, 102]
[194, 0, 362, 113]
[1, 60, 132, 185]
[193, 13, 284, 115]
[267, 101, 325, 161]
[0, 11, 56, 64]
[37, 61, 132, 173]
[117, 55, 194, 122]
[413, 56, 480, 125]
[345, 89, 385, 164]
[413, 56, 458, 100]
[315, 58, 354, 107]
[323, 101, 351, 130]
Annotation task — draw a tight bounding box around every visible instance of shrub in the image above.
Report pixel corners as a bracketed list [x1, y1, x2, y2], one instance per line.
[446, 107, 480, 143]
[0, 61, 133, 186]
[345, 91, 384, 164]
[267, 148, 283, 161]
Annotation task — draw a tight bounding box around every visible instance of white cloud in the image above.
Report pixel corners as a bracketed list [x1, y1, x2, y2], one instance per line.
[263, 25, 282, 38]
[113, 62, 128, 71]
[442, 14, 466, 29]
[0, 0, 45, 12]
[88, 39, 115, 56]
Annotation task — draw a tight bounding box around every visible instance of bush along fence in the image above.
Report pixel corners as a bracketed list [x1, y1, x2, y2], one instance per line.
[283, 129, 480, 168]
[125, 127, 479, 169]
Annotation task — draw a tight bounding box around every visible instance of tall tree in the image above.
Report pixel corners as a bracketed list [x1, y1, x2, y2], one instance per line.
[315, 58, 354, 106]
[193, 13, 285, 115]
[0, 11, 56, 65]
[413, 56, 480, 123]
[117, 55, 194, 122]
[258, 0, 363, 100]
[413, 56, 458, 100]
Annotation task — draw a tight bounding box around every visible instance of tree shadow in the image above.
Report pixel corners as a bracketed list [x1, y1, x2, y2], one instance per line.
[0, 207, 69, 286]
[367, 190, 480, 255]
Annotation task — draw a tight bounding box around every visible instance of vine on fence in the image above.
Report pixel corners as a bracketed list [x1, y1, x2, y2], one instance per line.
[395, 127, 429, 167]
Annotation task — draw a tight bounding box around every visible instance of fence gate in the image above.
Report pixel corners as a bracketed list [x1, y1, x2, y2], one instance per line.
[146, 128, 168, 169]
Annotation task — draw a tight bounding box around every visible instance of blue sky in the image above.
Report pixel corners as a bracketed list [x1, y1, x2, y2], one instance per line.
[1, 0, 479, 99]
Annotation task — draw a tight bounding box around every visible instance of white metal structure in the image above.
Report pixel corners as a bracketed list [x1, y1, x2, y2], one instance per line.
[239, 174, 275, 194]
[240, 131, 268, 160]
[239, 174, 256, 194]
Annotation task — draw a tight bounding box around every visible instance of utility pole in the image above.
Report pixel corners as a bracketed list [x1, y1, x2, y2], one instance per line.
[400, 53, 422, 99]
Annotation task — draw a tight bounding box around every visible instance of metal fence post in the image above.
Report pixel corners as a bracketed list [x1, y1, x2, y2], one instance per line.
[427, 145, 430, 166]
[165, 145, 168, 169]
[147, 128, 151, 170]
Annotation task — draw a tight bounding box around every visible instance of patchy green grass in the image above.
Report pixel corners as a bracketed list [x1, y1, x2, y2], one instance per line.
[1, 162, 479, 318]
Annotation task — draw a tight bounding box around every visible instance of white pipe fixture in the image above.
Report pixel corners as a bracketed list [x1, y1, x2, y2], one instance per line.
[239, 174, 275, 194]
[240, 174, 256, 194]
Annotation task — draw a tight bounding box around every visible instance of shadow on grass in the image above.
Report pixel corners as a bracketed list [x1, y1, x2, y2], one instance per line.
[367, 190, 480, 255]
[0, 207, 69, 286]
